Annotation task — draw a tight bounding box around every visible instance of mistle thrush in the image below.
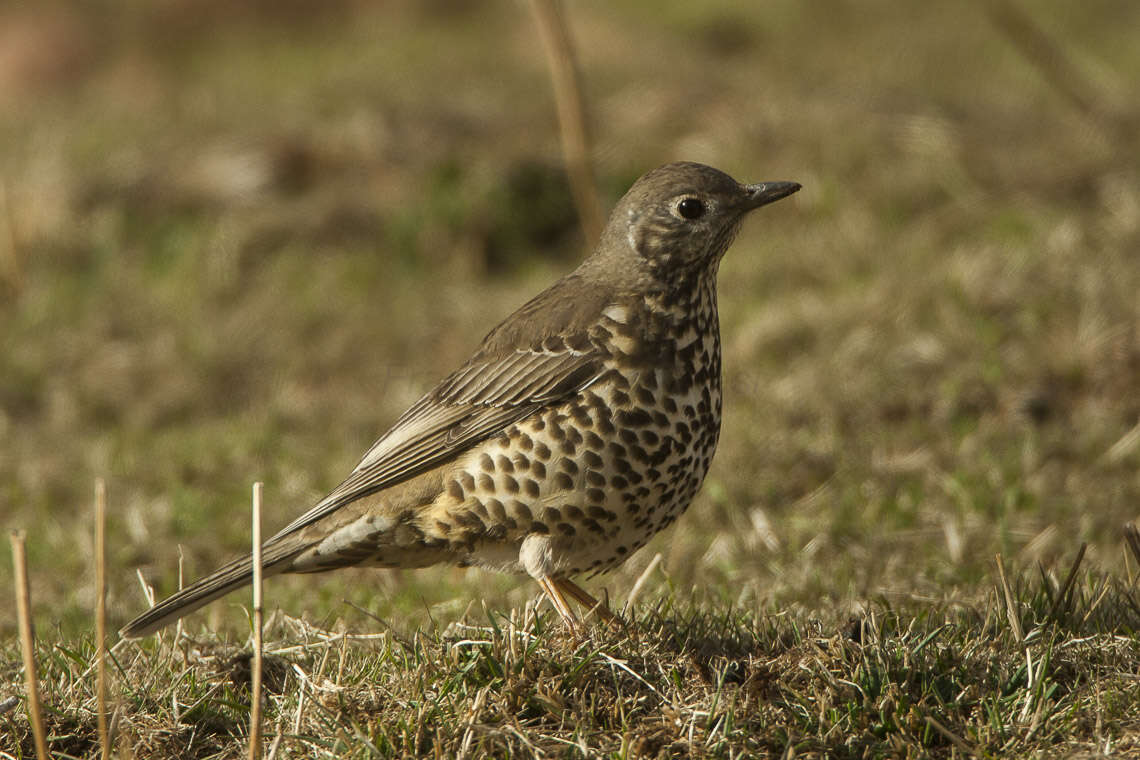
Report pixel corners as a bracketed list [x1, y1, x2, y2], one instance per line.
[121, 162, 800, 638]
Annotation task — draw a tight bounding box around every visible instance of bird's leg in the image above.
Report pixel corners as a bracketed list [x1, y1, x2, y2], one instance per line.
[536, 576, 579, 631]
[552, 576, 623, 628]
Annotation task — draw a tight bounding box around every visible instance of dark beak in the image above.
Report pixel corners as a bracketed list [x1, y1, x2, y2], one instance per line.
[742, 181, 801, 210]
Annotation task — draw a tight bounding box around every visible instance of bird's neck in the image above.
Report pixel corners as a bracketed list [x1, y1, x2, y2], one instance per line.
[646, 264, 720, 330]
[640, 266, 721, 382]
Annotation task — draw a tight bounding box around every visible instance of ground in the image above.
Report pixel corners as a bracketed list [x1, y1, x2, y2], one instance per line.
[1, 1, 1139, 757]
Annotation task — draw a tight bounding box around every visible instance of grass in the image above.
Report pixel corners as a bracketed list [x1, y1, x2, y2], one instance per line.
[2, 0, 1139, 756]
[5, 557, 1140, 757]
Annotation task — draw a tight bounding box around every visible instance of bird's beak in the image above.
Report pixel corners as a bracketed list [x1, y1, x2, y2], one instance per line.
[742, 181, 801, 210]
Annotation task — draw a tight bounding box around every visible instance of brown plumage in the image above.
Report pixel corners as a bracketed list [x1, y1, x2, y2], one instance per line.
[121, 162, 800, 638]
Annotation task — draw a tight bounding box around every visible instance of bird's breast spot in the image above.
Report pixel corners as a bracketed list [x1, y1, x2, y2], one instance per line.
[674, 328, 699, 351]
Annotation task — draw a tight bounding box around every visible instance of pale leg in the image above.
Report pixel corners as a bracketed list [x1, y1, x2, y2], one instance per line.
[536, 576, 579, 630]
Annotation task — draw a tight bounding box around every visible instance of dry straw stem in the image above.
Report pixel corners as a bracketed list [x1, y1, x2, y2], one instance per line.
[1124, 523, 1140, 571]
[1047, 542, 1086, 621]
[995, 553, 1025, 642]
[11, 530, 49, 760]
[249, 481, 265, 760]
[622, 551, 662, 618]
[527, 0, 603, 245]
[924, 715, 976, 757]
[95, 478, 111, 760]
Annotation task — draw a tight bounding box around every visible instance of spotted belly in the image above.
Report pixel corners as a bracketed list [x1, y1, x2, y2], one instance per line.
[423, 366, 721, 578]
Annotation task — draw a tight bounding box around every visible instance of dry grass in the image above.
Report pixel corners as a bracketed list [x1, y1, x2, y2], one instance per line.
[4, 558, 1140, 757]
[2, 0, 1139, 756]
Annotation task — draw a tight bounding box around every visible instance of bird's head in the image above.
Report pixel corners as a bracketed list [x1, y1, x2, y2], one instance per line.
[593, 161, 800, 289]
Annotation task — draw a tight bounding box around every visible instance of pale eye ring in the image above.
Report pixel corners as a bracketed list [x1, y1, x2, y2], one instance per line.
[676, 197, 705, 220]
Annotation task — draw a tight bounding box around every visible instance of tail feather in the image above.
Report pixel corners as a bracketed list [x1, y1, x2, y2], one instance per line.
[120, 540, 308, 639]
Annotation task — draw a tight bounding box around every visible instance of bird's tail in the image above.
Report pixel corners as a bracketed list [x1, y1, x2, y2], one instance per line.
[120, 539, 309, 639]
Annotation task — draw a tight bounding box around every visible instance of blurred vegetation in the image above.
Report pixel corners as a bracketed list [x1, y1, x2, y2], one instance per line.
[0, 0, 1138, 753]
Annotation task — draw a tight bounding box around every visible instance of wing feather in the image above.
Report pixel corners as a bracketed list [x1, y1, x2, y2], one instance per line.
[267, 345, 603, 541]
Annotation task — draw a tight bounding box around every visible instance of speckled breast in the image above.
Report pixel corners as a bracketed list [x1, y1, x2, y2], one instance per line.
[433, 272, 724, 577]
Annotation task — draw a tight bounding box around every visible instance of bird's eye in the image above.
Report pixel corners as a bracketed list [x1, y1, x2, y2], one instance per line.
[676, 197, 705, 220]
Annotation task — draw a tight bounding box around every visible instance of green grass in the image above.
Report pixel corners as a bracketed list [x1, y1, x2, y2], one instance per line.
[5, 561, 1140, 758]
[2, 0, 1139, 756]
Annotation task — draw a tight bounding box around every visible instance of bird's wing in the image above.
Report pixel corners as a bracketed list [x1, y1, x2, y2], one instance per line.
[268, 339, 605, 540]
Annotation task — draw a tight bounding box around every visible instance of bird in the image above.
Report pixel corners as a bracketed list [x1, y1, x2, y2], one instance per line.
[120, 161, 800, 638]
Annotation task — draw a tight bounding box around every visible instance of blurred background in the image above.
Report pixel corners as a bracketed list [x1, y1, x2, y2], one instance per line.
[1, 0, 1137, 638]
